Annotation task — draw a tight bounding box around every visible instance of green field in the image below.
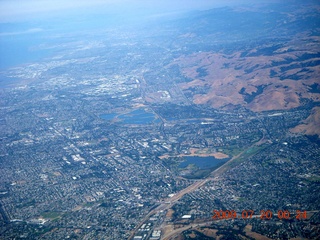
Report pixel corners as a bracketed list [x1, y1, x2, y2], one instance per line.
[215, 144, 269, 175]
[41, 211, 62, 219]
[306, 176, 320, 182]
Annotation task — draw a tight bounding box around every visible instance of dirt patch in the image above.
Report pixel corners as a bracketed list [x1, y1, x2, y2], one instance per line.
[162, 224, 175, 239]
[179, 148, 229, 159]
[211, 152, 229, 159]
[53, 171, 61, 176]
[159, 148, 229, 160]
[201, 228, 218, 238]
[166, 209, 175, 218]
[244, 224, 271, 240]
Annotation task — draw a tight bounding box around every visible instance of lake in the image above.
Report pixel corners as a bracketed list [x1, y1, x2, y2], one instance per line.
[100, 113, 117, 121]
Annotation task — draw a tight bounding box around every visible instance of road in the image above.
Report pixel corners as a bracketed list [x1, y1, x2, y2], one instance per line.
[127, 178, 214, 240]
[129, 139, 266, 240]
[161, 210, 319, 240]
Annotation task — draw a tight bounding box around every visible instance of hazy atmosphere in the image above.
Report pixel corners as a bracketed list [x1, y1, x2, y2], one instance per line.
[0, 0, 319, 239]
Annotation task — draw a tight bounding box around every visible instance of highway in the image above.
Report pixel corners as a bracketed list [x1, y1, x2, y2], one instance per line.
[161, 210, 319, 240]
[129, 140, 267, 240]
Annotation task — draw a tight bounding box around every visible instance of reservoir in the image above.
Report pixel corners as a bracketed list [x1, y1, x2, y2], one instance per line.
[179, 156, 228, 169]
[100, 113, 117, 120]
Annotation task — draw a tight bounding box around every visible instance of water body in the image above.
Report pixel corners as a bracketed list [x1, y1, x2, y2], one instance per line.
[119, 109, 160, 124]
[179, 156, 228, 169]
[100, 113, 117, 120]
[0, 35, 54, 70]
[100, 109, 160, 124]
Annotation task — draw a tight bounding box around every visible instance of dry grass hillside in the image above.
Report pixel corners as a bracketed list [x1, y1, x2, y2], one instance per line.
[172, 35, 320, 112]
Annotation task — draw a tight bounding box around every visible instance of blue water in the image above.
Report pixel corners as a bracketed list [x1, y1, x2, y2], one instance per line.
[100, 113, 117, 120]
[100, 109, 160, 124]
[179, 156, 228, 169]
[0, 35, 54, 70]
[119, 109, 160, 124]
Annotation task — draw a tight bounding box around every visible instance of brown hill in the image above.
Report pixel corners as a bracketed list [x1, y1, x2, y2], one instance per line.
[172, 38, 320, 112]
[291, 107, 320, 136]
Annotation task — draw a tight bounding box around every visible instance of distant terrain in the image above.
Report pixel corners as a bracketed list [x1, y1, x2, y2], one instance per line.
[0, 1, 319, 240]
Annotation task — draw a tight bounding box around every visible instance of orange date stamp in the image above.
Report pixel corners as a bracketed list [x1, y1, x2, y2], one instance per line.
[212, 210, 307, 220]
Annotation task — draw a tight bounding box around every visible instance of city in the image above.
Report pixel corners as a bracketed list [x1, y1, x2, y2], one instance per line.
[0, 1, 319, 239]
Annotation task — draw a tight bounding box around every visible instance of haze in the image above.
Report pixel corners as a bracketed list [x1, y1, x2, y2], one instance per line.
[0, 0, 281, 23]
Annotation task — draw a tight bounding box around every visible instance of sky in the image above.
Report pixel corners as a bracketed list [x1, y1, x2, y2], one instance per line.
[0, 0, 263, 69]
[0, 0, 265, 23]
[0, 0, 266, 37]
